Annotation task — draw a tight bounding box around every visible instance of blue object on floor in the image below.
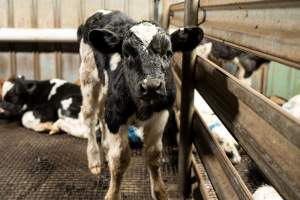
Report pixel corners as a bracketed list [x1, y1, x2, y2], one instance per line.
[128, 126, 140, 143]
[95, 125, 143, 148]
[128, 125, 143, 148]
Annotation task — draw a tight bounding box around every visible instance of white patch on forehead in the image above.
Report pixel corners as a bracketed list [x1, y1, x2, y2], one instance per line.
[96, 9, 112, 15]
[2, 81, 14, 99]
[130, 23, 159, 47]
[61, 98, 73, 110]
[110, 53, 121, 71]
[48, 79, 67, 100]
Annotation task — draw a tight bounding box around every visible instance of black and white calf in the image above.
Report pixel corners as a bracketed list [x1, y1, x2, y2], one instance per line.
[195, 38, 269, 84]
[78, 10, 203, 200]
[0, 77, 88, 138]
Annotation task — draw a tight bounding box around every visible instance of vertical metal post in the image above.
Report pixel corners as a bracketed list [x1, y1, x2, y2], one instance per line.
[154, 0, 160, 23]
[178, 0, 199, 198]
[54, 0, 62, 79]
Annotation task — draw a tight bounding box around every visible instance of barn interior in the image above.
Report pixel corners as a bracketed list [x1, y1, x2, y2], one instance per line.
[0, 0, 299, 200]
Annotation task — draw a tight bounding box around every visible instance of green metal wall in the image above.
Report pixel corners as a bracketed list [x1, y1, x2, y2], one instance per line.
[266, 62, 300, 100]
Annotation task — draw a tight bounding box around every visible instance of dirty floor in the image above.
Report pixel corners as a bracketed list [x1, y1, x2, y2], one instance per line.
[0, 121, 181, 200]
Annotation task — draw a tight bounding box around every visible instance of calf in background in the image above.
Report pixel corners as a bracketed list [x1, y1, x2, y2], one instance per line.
[196, 38, 269, 85]
[0, 76, 88, 138]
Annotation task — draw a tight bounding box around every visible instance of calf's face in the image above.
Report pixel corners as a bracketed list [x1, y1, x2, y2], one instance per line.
[122, 23, 172, 102]
[1, 78, 36, 114]
[88, 22, 203, 106]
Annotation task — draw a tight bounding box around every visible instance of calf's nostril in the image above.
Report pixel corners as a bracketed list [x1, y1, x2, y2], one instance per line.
[139, 83, 147, 95]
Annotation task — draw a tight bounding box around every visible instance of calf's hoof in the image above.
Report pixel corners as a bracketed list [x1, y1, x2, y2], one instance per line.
[90, 165, 101, 175]
[152, 183, 168, 200]
[49, 121, 60, 135]
[105, 190, 121, 200]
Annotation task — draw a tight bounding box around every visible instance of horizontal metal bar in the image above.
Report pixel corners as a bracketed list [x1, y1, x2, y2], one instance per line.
[0, 28, 77, 42]
[195, 55, 300, 200]
[200, 0, 284, 8]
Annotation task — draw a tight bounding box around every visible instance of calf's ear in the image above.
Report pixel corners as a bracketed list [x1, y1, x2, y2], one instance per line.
[88, 29, 121, 53]
[170, 26, 204, 52]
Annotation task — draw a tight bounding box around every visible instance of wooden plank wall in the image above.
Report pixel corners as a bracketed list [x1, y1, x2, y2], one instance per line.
[0, 0, 154, 82]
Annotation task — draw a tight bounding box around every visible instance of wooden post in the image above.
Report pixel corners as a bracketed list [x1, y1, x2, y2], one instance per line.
[178, 0, 199, 198]
[160, 0, 169, 30]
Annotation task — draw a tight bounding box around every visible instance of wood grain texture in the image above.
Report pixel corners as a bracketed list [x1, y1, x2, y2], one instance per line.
[0, 0, 10, 79]
[60, 0, 80, 81]
[195, 55, 300, 200]
[37, 0, 56, 80]
[13, 0, 34, 79]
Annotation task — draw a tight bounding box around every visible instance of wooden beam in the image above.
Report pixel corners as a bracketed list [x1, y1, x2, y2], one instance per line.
[193, 112, 253, 200]
[194, 55, 300, 200]
[178, 0, 199, 198]
[168, 1, 300, 69]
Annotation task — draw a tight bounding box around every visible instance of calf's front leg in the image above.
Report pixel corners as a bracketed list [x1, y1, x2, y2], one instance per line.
[102, 125, 131, 200]
[143, 110, 169, 200]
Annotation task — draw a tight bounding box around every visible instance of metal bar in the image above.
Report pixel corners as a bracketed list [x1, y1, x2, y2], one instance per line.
[153, 0, 160, 23]
[200, 0, 292, 8]
[0, 28, 77, 42]
[54, 0, 62, 79]
[178, 0, 199, 198]
[194, 56, 300, 200]
[193, 113, 253, 200]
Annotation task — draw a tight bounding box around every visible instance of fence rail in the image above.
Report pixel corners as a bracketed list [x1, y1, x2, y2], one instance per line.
[169, 0, 300, 69]
[170, 1, 300, 199]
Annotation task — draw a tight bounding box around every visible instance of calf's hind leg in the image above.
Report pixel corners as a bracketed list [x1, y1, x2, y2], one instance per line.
[80, 57, 102, 175]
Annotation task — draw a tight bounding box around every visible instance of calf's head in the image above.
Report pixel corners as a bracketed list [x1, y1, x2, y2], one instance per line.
[1, 77, 36, 116]
[88, 22, 203, 111]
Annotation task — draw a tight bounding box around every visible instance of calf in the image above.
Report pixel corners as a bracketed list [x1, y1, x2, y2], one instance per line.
[196, 38, 269, 84]
[78, 10, 203, 200]
[0, 77, 88, 138]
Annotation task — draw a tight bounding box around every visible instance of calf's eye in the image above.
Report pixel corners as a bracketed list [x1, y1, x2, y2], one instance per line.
[162, 50, 173, 60]
[167, 50, 173, 58]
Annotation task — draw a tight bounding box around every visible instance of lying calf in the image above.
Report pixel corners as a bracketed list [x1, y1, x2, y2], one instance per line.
[194, 91, 241, 164]
[0, 77, 88, 138]
[253, 185, 283, 200]
[78, 10, 203, 200]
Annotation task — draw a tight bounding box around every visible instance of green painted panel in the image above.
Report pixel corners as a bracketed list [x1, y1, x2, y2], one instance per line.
[266, 62, 300, 100]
